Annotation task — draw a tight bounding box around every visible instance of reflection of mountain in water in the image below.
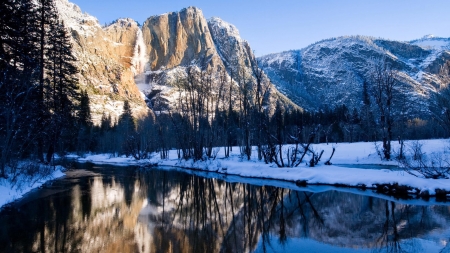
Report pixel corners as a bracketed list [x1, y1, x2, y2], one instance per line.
[1, 164, 450, 253]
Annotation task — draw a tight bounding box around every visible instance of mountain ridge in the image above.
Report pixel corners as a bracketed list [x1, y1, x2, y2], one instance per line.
[258, 35, 450, 116]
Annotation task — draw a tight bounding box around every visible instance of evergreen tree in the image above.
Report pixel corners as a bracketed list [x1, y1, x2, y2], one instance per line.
[76, 90, 92, 153]
[360, 80, 374, 141]
[0, 0, 41, 176]
[117, 100, 136, 156]
[36, 0, 60, 162]
[78, 90, 92, 128]
[118, 100, 135, 133]
[45, 20, 79, 162]
[0, 0, 80, 173]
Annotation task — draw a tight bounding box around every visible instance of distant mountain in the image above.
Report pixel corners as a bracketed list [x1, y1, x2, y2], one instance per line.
[55, 1, 299, 124]
[56, 0, 449, 120]
[258, 35, 450, 116]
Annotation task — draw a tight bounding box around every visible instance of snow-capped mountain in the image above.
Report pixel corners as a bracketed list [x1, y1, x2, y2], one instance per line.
[258, 36, 450, 116]
[55, 1, 299, 121]
[56, 0, 449, 120]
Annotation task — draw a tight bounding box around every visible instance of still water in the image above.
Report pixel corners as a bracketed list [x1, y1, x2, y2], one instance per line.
[1, 163, 450, 253]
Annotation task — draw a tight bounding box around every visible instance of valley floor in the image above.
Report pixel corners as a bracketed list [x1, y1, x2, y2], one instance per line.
[80, 139, 450, 196]
[1, 139, 450, 209]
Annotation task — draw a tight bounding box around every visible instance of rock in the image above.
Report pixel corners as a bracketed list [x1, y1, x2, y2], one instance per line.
[140, 7, 301, 114]
[142, 7, 220, 70]
[296, 180, 308, 187]
[55, 0, 149, 124]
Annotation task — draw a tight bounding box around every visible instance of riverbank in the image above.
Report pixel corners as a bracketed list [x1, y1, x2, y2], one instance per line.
[0, 164, 65, 209]
[77, 139, 450, 198]
[1, 139, 449, 209]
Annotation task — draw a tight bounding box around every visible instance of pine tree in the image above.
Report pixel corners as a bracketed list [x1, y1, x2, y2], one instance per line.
[118, 100, 135, 133]
[0, 0, 40, 176]
[1, 0, 80, 169]
[360, 80, 374, 141]
[45, 20, 79, 162]
[117, 100, 136, 156]
[78, 90, 92, 127]
[76, 90, 92, 152]
[36, 0, 59, 162]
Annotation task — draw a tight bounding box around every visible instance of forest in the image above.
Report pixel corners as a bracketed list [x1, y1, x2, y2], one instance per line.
[1, 0, 450, 180]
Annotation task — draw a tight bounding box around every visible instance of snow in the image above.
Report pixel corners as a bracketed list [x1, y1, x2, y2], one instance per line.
[411, 37, 450, 50]
[76, 139, 450, 197]
[0, 165, 65, 209]
[409, 37, 450, 70]
[2, 139, 449, 210]
[54, 0, 101, 37]
[208, 17, 243, 42]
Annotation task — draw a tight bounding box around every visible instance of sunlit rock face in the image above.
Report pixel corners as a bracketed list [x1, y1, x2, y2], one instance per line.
[55, 0, 149, 124]
[139, 7, 300, 114]
[258, 36, 450, 115]
[142, 7, 221, 71]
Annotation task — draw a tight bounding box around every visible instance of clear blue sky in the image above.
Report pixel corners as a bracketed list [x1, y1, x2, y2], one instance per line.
[70, 0, 450, 56]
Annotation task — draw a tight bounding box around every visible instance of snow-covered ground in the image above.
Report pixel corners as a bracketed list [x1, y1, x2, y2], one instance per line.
[78, 139, 450, 197]
[1, 139, 449, 210]
[0, 164, 65, 209]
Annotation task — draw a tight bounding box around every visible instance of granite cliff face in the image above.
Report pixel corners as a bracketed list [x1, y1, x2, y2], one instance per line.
[139, 7, 298, 113]
[55, 0, 149, 124]
[55, 2, 298, 121]
[141, 7, 222, 70]
[258, 36, 450, 116]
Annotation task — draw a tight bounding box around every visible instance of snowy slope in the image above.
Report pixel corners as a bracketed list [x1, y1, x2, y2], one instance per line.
[54, 0, 101, 36]
[259, 35, 450, 115]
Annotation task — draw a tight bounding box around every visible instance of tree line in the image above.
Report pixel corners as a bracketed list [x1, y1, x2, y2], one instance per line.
[78, 59, 448, 168]
[2, 0, 448, 176]
[0, 0, 79, 178]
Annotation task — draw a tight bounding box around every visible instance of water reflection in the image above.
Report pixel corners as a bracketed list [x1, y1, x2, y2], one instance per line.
[0, 164, 450, 253]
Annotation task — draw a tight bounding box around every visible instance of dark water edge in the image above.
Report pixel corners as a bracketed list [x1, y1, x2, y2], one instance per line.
[0, 162, 450, 253]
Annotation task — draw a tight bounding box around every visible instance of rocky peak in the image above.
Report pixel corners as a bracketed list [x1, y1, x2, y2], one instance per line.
[142, 6, 221, 70]
[54, 0, 101, 36]
[208, 17, 242, 42]
[207, 17, 254, 76]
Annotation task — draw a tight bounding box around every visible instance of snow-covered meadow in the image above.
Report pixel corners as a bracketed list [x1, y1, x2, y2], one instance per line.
[78, 139, 450, 195]
[1, 139, 450, 209]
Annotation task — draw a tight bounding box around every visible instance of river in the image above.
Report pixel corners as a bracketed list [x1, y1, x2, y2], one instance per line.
[1, 162, 449, 253]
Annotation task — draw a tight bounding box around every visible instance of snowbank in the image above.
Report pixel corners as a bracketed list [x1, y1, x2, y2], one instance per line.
[0, 165, 65, 209]
[77, 139, 450, 196]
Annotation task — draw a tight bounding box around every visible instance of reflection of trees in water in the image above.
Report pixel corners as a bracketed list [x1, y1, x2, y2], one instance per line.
[139, 172, 328, 253]
[1, 166, 450, 253]
[372, 202, 448, 253]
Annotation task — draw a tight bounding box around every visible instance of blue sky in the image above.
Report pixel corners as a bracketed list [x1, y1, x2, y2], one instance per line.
[70, 0, 450, 56]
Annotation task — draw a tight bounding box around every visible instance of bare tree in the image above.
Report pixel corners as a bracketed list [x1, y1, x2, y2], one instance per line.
[370, 58, 398, 160]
